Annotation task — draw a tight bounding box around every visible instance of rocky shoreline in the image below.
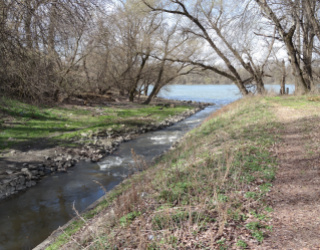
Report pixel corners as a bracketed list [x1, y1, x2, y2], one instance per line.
[0, 102, 210, 200]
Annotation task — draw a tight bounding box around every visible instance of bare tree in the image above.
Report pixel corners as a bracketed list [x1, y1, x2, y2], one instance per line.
[142, 0, 278, 95]
[0, 0, 100, 102]
[143, 21, 199, 104]
[254, 0, 311, 93]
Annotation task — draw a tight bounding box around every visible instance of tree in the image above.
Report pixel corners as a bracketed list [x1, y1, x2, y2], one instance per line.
[143, 21, 199, 104]
[142, 0, 277, 95]
[254, 0, 312, 93]
[0, 0, 100, 102]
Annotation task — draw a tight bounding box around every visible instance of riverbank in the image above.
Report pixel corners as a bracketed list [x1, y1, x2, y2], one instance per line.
[0, 96, 210, 200]
[37, 96, 275, 249]
[40, 95, 320, 249]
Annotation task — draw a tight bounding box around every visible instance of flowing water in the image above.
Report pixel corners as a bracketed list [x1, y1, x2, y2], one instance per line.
[0, 84, 294, 250]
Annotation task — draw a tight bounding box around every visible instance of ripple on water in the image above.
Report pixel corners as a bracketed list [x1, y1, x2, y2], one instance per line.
[98, 156, 123, 170]
[150, 134, 179, 144]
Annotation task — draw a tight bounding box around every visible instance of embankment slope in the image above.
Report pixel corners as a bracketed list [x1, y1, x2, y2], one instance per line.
[44, 96, 320, 249]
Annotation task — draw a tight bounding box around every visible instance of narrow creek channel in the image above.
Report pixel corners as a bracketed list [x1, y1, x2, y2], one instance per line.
[0, 85, 247, 250]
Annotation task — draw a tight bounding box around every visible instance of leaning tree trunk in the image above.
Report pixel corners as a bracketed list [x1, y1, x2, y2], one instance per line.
[143, 85, 158, 105]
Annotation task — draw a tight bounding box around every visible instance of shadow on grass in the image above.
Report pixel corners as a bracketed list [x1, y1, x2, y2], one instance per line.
[0, 135, 82, 152]
[0, 107, 67, 122]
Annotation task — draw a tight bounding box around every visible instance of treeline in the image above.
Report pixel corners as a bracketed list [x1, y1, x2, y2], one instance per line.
[1, 1, 320, 104]
[0, 1, 99, 103]
[0, 1, 198, 104]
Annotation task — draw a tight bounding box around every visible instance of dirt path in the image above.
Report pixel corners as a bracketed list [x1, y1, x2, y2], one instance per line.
[261, 106, 320, 249]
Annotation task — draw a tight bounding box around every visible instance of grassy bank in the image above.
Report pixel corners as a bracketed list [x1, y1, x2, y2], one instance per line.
[43, 96, 300, 249]
[0, 98, 193, 151]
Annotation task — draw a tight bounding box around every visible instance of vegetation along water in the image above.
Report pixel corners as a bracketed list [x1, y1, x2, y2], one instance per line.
[41, 92, 320, 249]
[1, 0, 320, 248]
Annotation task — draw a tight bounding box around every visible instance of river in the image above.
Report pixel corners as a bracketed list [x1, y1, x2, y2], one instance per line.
[0, 84, 294, 250]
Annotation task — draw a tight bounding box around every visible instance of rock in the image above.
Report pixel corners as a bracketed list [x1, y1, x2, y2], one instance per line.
[54, 156, 64, 162]
[31, 175, 40, 180]
[0, 177, 11, 185]
[95, 148, 106, 154]
[18, 176, 26, 185]
[16, 185, 26, 191]
[22, 163, 29, 168]
[91, 154, 103, 163]
[21, 168, 32, 179]
[124, 135, 131, 141]
[28, 165, 38, 170]
[65, 161, 73, 168]
[44, 167, 52, 174]
[44, 156, 51, 161]
[10, 178, 18, 186]
[66, 155, 73, 161]
[30, 170, 39, 176]
[6, 185, 15, 195]
[6, 170, 13, 175]
[7, 164, 17, 169]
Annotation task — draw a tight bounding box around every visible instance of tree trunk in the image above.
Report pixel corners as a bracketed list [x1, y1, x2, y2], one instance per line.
[280, 60, 286, 95]
[128, 54, 149, 102]
[129, 88, 136, 102]
[236, 80, 249, 95]
[254, 1, 309, 94]
[143, 84, 158, 105]
[143, 84, 149, 96]
[254, 74, 265, 94]
[284, 28, 309, 94]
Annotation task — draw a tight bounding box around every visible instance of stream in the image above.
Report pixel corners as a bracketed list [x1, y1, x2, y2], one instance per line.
[0, 84, 294, 250]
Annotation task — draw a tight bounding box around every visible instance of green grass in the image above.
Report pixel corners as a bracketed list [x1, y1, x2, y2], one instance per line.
[266, 95, 320, 109]
[0, 98, 192, 150]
